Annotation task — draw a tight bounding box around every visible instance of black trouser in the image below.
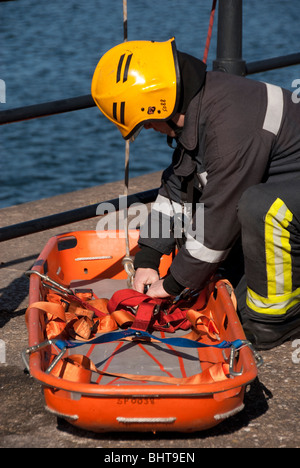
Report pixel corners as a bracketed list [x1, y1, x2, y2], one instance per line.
[236, 179, 300, 323]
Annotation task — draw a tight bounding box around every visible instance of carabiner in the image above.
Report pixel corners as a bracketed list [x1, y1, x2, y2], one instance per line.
[25, 270, 73, 296]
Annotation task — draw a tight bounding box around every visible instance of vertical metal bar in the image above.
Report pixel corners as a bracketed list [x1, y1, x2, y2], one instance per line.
[213, 0, 246, 75]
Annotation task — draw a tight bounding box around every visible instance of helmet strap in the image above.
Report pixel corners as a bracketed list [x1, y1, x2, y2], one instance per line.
[167, 136, 176, 149]
[167, 118, 182, 135]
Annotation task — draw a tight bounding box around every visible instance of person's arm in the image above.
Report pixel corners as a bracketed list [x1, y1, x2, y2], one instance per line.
[132, 162, 185, 295]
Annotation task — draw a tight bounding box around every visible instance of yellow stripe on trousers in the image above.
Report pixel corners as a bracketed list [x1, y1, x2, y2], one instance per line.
[246, 198, 300, 315]
[265, 198, 293, 296]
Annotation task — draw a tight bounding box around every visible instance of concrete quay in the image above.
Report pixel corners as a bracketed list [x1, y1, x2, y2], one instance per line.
[0, 172, 299, 448]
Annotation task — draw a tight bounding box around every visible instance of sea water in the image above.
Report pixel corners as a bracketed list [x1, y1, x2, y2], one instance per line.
[1, 0, 299, 208]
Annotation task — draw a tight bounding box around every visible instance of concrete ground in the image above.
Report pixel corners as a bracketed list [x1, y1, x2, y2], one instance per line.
[0, 172, 299, 448]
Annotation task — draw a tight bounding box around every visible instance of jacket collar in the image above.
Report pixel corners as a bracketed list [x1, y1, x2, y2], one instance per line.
[178, 87, 204, 152]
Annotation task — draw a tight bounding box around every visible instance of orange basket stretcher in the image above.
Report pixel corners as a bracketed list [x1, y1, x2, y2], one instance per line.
[23, 230, 262, 433]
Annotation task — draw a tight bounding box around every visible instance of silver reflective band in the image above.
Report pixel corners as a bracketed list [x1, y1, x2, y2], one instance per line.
[262, 83, 284, 136]
[246, 286, 300, 315]
[197, 171, 208, 188]
[185, 233, 230, 262]
[152, 194, 183, 217]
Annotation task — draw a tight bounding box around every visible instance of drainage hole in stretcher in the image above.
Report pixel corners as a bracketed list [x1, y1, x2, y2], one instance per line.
[223, 314, 229, 330]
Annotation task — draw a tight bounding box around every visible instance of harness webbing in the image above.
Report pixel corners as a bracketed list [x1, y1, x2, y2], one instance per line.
[54, 328, 244, 352]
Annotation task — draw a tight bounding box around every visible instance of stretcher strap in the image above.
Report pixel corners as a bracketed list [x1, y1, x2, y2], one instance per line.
[25, 284, 233, 347]
[48, 330, 243, 386]
[25, 301, 242, 351]
[107, 289, 165, 331]
[64, 292, 108, 318]
[54, 328, 244, 351]
[49, 352, 231, 386]
[25, 298, 118, 341]
[107, 288, 189, 332]
[26, 286, 245, 386]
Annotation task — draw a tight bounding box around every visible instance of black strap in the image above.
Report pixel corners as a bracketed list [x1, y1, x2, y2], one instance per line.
[166, 119, 183, 149]
[181, 172, 196, 205]
[167, 136, 176, 149]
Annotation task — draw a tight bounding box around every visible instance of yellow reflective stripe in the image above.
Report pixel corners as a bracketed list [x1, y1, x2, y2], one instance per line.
[265, 198, 293, 296]
[246, 286, 300, 315]
[247, 198, 296, 316]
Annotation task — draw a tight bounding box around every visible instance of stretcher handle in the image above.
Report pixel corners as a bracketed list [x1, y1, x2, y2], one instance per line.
[229, 340, 264, 377]
[25, 270, 73, 296]
[22, 338, 67, 375]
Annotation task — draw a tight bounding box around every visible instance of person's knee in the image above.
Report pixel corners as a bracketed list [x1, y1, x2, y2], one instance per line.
[237, 185, 263, 229]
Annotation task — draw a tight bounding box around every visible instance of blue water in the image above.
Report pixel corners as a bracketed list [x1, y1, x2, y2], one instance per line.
[1, 0, 299, 208]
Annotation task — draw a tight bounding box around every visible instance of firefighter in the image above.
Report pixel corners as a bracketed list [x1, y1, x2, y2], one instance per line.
[92, 38, 300, 350]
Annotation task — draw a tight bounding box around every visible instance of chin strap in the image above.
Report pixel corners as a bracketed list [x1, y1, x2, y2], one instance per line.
[167, 136, 176, 149]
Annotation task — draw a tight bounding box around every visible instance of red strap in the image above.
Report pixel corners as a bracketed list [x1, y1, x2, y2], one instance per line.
[65, 293, 107, 318]
[131, 302, 157, 331]
[107, 289, 162, 313]
[107, 289, 165, 331]
[160, 307, 190, 331]
[107, 289, 190, 332]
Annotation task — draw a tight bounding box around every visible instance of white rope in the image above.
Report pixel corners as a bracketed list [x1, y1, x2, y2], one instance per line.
[122, 0, 134, 288]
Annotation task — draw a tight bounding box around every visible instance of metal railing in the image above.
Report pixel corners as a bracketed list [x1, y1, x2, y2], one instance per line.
[0, 49, 299, 127]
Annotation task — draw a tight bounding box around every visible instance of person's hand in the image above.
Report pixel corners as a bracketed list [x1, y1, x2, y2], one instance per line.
[146, 279, 170, 298]
[133, 268, 160, 294]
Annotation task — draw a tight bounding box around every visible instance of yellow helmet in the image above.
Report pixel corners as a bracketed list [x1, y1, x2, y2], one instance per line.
[91, 38, 180, 140]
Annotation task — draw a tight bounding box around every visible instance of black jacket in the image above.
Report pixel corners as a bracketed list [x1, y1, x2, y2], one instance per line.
[135, 71, 300, 295]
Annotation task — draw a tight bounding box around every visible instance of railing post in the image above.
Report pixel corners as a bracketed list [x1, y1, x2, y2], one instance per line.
[213, 0, 246, 76]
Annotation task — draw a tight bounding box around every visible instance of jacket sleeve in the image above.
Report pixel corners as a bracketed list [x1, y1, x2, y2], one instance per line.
[134, 159, 191, 296]
[137, 162, 184, 256]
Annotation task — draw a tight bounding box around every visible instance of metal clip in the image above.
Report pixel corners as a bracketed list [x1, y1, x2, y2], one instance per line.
[229, 340, 263, 377]
[172, 288, 190, 305]
[245, 340, 264, 368]
[229, 345, 244, 377]
[25, 270, 73, 296]
[22, 338, 67, 374]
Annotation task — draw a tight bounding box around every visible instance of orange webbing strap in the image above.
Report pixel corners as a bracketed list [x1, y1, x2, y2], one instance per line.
[25, 301, 66, 325]
[184, 309, 220, 341]
[25, 282, 224, 343]
[25, 301, 68, 340]
[49, 352, 230, 385]
[25, 298, 118, 341]
[26, 280, 238, 386]
[50, 354, 93, 384]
